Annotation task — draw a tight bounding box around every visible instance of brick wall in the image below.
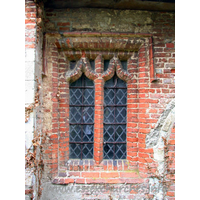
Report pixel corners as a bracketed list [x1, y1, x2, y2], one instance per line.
[25, 6, 175, 200]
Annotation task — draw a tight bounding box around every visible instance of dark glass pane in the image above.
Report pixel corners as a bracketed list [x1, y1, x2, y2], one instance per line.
[115, 144, 126, 159]
[70, 88, 82, 105]
[104, 144, 114, 159]
[104, 125, 115, 142]
[116, 78, 126, 87]
[69, 107, 82, 123]
[69, 74, 94, 159]
[104, 76, 115, 87]
[103, 73, 127, 160]
[115, 107, 126, 123]
[116, 89, 127, 105]
[82, 107, 94, 123]
[85, 76, 94, 86]
[82, 144, 93, 159]
[90, 60, 95, 71]
[82, 125, 94, 142]
[104, 107, 115, 123]
[83, 89, 94, 105]
[70, 78, 82, 87]
[70, 125, 94, 142]
[70, 143, 81, 159]
[104, 60, 110, 71]
[70, 125, 82, 142]
[104, 89, 115, 105]
[121, 60, 127, 70]
[115, 125, 126, 142]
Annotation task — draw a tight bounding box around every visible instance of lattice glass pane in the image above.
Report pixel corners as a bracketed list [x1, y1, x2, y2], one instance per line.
[104, 107, 115, 123]
[70, 143, 93, 159]
[69, 74, 94, 159]
[116, 89, 127, 104]
[82, 107, 94, 123]
[115, 125, 126, 142]
[70, 143, 81, 159]
[70, 88, 82, 105]
[115, 107, 126, 123]
[83, 89, 94, 105]
[104, 144, 114, 159]
[104, 89, 115, 105]
[70, 125, 94, 142]
[115, 144, 126, 159]
[82, 125, 94, 142]
[103, 72, 127, 160]
[70, 125, 82, 142]
[69, 107, 82, 123]
[104, 125, 115, 142]
[82, 144, 93, 159]
[103, 143, 126, 159]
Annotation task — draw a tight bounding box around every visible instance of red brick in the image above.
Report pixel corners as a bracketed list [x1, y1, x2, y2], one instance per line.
[76, 179, 85, 184]
[166, 43, 174, 48]
[86, 179, 105, 184]
[166, 191, 175, 197]
[64, 179, 74, 184]
[119, 172, 139, 178]
[82, 172, 99, 178]
[101, 172, 119, 178]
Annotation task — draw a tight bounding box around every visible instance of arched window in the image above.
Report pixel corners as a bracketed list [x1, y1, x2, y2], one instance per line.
[69, 74, 94, 159]
[103, 61, 127, 159]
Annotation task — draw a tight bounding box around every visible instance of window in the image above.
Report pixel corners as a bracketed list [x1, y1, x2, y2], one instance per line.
[69, 74, 94, 159]
[68, 59, 128, 160]
[103, 61, 127, 159]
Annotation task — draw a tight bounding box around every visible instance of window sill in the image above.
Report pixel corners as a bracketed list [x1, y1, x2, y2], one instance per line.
[65, 159, 133, 171]
[51, 159, 143, 185]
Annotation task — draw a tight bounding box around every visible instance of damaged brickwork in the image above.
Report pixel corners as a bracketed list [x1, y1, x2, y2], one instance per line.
[25, 1, 175, 199]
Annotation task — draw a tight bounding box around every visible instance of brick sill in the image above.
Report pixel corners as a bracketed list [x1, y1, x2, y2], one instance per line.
[64, 159, 136, 171]
[52, 169, 142, 185]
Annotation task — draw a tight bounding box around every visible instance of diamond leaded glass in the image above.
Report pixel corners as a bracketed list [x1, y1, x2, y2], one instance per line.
[69, 74, 94, 159]
[103, 72, 127, 159]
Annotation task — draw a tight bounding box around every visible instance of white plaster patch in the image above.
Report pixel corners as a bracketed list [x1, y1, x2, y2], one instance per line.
[25, 61, 35, 81]
[25, 80, 35, 104]
[25, 48, 35, 62]
[153, 148, 164, 162]
[25, 170, 33, 186]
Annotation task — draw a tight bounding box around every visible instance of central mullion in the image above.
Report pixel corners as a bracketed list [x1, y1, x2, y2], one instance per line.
[94, 78, 104, 164]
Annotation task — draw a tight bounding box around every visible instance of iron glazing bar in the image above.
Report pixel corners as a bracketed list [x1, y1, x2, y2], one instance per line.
[70, 105, 94, 107]
[69, 86, 94, 89]
[69, 142, 93, 144]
